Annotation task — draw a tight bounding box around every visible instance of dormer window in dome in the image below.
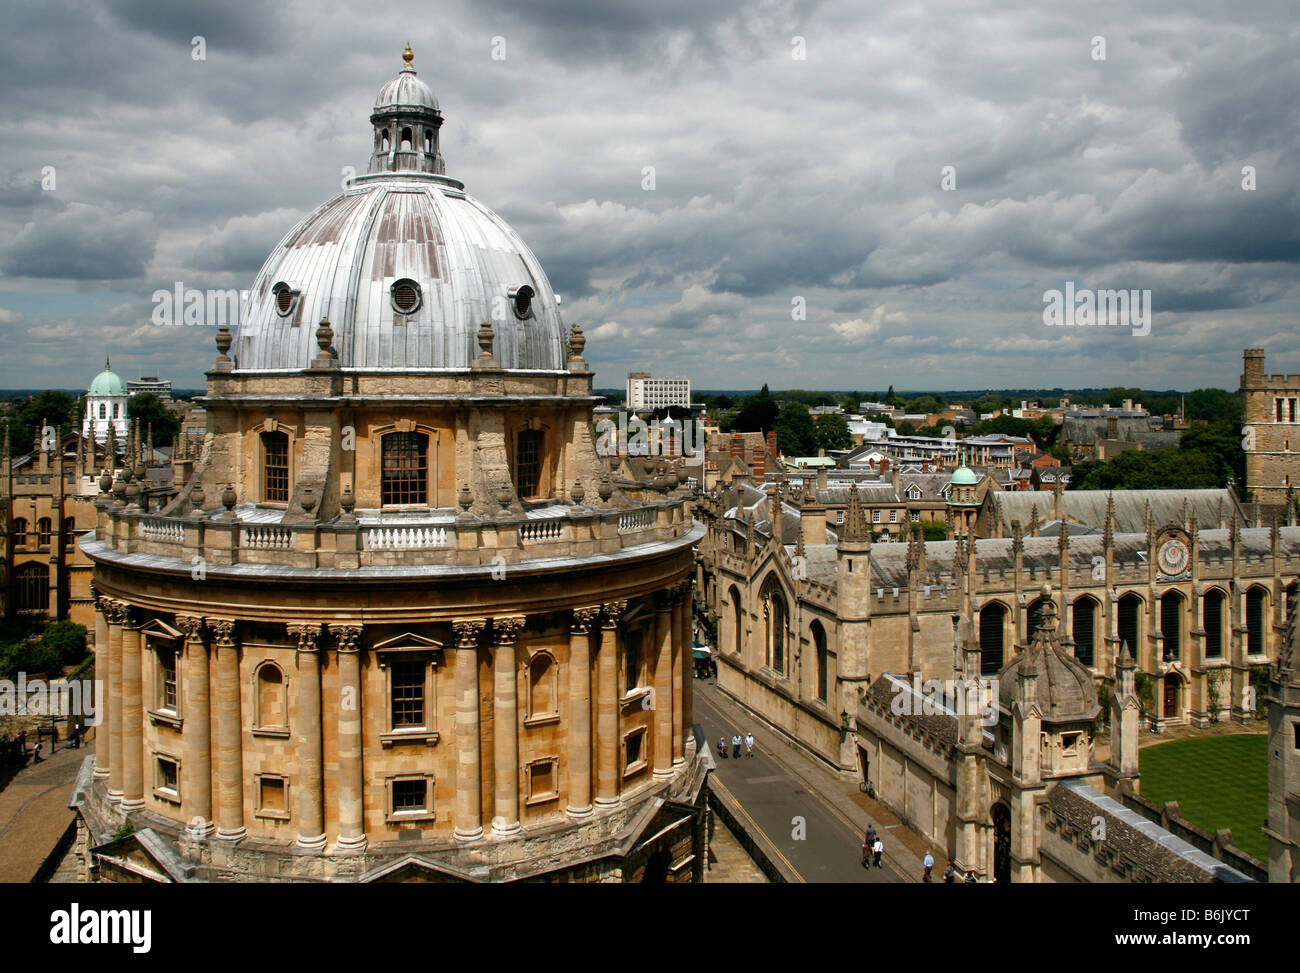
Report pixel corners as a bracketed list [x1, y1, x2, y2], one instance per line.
[390, 279, 423, 316]
[273, 282, 300, 318]
[510, 284, 535, 319]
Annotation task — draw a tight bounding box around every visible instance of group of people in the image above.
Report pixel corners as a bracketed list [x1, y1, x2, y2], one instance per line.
[862, 826, 884, 868]
[864, 831, 982, 882]
[716, 732, 755, 760]
[0, 731, 33, 768]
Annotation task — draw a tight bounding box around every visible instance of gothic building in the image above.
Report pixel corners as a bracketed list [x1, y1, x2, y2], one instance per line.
[1242, 348, 1300, 512]
[698, 468, 1298, 880]
[71, 49, 706, 883]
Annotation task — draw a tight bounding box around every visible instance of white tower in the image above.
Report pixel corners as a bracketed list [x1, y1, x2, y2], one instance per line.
[83, 357, 129, 446]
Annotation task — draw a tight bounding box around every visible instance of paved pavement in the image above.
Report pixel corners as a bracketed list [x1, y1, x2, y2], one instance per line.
[695, 678, 934, 883]
[0, 734, 90, 882]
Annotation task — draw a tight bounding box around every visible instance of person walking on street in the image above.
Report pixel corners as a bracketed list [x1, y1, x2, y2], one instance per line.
[964, 870, 977, 884]
[731, 733, 742, 759]
[872, 837, 883, 869]
[718, 737, 728, 760]
[744, 732, 754, 757]
[923, 852, 934, 882]
[943, 862, 956, 883]
[33, 741, 43, 764]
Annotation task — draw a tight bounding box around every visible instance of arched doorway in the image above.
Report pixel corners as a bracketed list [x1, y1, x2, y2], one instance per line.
[991, 803, 1011, 884]
[1163, 673, 1182, 720]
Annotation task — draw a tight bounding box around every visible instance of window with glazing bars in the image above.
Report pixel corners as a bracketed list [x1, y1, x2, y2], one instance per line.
[161, 650, 178, 710]
[382, 432, 427, 505]
[515, 429, 543, 498]
[393, 778, 426, 811]
[261, 431, 289, 502]
[391, 660, 425, 727]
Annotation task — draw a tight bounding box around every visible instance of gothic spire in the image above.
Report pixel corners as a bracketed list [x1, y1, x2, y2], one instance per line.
[842, 483, 869, 542]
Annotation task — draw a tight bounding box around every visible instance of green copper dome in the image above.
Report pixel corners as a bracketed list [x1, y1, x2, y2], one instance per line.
[951, 465, 979, 486]
[88, 358, 127, 396]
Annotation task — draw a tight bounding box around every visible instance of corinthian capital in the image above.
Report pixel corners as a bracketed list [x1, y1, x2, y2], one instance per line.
[287, 623, 323, 653]
[491, 615, 526, 644]
[600, 600, 627, 629]
[331, 624, 362, 653]
[209, 618, 237, 646]
[175, 615, 206, 641]
[571, 606, 601, 634]
[452, 618, 486, 649]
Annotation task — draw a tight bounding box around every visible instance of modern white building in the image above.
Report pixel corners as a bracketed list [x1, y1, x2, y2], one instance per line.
[127, 375, 172, 402]
[626, 372, 691, 411]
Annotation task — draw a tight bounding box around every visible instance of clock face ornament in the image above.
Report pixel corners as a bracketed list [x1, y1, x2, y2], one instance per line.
[1157, 538, 1190, 577]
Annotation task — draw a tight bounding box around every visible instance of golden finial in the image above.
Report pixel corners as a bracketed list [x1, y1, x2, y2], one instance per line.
[402, 43, 414, 66]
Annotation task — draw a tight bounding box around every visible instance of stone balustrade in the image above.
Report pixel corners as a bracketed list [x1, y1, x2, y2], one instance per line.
[91, 494, 694, 574]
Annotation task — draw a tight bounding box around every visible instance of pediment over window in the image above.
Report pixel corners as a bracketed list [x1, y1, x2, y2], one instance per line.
[140, 618, 184, 641]
[372, 631, 444, 658]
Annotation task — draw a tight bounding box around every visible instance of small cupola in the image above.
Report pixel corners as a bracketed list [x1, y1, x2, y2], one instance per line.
[369, 45, 445, 175]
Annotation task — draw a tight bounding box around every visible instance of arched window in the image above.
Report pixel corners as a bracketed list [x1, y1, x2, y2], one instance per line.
[400, 127, 412, 151]
[1203, 589, 1225, 658]
[1287, 582, 1299, 624]
[261, 430, 289, 503]
[424, 130, 432, 153]
[381, 431, 428, 506]
[98, 403, 106, 419]
[254, 663, 287, 731]
[1026, 598, 1048, 640]
[812, 622, 828, 702]
[16, 563, 49, 613]
[729, 585, 743, 656]
[980, 603, 1006, 675]
[1118, 593, 1142, 662]
[767, 590, 787, 675]
[12, 518, 27, 547]
[1246, 587, 1267, 656]
[529, 653, 557, 719]
[113, 403, 119, 418]
[36, 518, 52, 547]
[1071, 596, 1096, 667]
[515, 429, 544, 499]
[381, 129, 391, 152]
[62, 517, 75, 549]
[624, 627, 643, 694]
[1160, 591, 1183, 661]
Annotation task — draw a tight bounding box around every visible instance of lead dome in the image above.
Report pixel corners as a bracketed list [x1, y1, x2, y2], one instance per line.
[231, 47, 565, 372]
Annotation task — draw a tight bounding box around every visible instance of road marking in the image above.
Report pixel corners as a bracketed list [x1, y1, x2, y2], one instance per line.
[700, 688, 912, 883]
[710, 774, 805, 883]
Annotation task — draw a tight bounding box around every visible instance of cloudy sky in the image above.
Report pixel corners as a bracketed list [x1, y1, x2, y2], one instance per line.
[1, 0, 1297, 394]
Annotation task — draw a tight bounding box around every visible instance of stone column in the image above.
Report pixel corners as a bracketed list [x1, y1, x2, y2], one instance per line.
[679, 580, 695, 756]
[452, 619, 486, 842]
[92, 595, 110, 779]
[671, 594, 685, 766]
[120, 606, 144, 810]
[289, 623, 326, 851]
[653, 592, 674, 779]
[491, 615, 525, 838]
[332, 625, 366, 853]
[567, 607, 601, 819]
[105, 600, 125, 801]
[212, 619, 246, 840]
[176, 615, 213, 836]
[595, 601, 626, 809]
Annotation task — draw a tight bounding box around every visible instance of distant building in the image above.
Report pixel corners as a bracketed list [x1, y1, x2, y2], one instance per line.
[627, 372, 691, 411]
[82, 359, 129, 446]
[127, 375, 172, 402]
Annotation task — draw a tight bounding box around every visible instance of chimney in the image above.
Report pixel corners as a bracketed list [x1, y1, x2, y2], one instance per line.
[751, 444, 766, 483]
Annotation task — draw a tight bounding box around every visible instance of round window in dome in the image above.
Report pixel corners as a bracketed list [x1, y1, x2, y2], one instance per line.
[509, 284, 535, 319]
[390, 278, 422, 315]
[272, 282, 299, 317]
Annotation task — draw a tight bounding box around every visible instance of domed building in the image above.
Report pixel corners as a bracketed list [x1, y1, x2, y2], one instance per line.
[83, 358, 129, 446]
[72, 48, 707, 883]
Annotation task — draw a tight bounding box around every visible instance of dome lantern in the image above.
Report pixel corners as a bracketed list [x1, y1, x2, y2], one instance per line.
[369, 45, 444, 175]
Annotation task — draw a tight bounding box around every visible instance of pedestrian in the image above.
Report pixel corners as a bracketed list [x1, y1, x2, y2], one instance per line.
[864, 826, 876, 849]
[718, 737, 727, 760]
[731, 733, 742, 759]
[963, 870, 977, 884]
[745, 732, 754, 757]
[943, 862, 955, 883]
[872, 837, 883, 868]
[861, 840, 871, 869]
[71, 723, 81, 749]
[33, 741, 43, 764]
[923, 852, 934, 882]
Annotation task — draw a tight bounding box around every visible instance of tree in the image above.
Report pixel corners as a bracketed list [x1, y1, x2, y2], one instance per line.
[127, 392, 180, 447]
[897, 421, 916, 436]
[9, 390, 79, 454]
[814, 413, 852, 452]
[885, 385, 902, 407]
[774, 403, 818, 456]
[731, 398, 780, 434]
[40, 620, 89, 668]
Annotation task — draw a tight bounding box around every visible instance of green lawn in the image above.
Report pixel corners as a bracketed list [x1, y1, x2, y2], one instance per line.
[1138, 734, 1269, 862]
